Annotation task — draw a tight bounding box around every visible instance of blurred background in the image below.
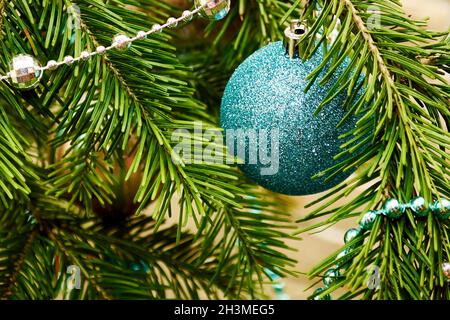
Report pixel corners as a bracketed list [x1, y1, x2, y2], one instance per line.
[281, 0, 450, 299]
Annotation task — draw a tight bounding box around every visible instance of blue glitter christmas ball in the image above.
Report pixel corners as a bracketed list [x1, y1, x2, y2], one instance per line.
[220, 41, 362, 195]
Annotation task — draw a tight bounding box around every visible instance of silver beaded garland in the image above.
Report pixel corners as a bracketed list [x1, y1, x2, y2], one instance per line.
[46, 60, 58, 71]
[136, 31, 147, 40]
[1, 2, 214, 89]
[151, 24, 162, 33]
[112, 34, 131, 51]
[167, 17, 178, 28]
[64, 55, 75, 65]
[182, 10, 193, 21]
[96, 46, 107, 55]
[195, 0, 231, 21]
[80, 51, 90, 60]
[8, 54, 42, 89]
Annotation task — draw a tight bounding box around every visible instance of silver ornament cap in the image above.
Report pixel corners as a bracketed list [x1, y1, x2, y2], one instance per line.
[9, 54, 42, 89]
[284, 20, 309, 59]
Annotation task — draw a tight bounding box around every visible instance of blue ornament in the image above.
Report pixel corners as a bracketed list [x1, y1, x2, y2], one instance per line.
[220, 42, 362, 195]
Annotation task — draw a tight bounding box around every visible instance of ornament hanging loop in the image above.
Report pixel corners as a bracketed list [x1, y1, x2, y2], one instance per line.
[284, 20, 309, 59]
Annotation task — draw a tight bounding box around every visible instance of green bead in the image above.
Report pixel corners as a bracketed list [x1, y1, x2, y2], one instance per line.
[409, 197, 430, 218]
[383, 199, 405, 219]
[344, 228, 361, 244]
[359, 210, 378, 230]
[335, 249, 351, 269]
[323, 268, 340, 287]
[272, 282, 285, 293]
[130, 263, 141, 271]
[431, 199, 450, 220]
[313, 287, 331, 300]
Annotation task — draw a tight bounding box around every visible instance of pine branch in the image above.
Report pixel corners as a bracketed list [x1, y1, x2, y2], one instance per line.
[288, 0, 450, 299]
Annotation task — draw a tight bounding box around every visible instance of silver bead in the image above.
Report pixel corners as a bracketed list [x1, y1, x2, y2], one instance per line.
[8, 54, 42, 89]
[195, 0, 231, 21]
[182, 10, 193, 21]
[64, 55, 75, 65]
[443, 262, 450, 281]
[136, 31, 147, 40]
[112, 34, 131, 51]
[80, 51, 90, 60]
[167, 17, 178, 28]
[151, 24, 162, 32]
[46, 60, 58, 71]
[96, 46, 106, 55]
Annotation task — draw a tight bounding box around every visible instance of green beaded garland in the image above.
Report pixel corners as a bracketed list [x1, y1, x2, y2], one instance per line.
[359, 210, 378, 230]
[431, 199, 450, 220]
[383, 199, 405, 219]
[323, 268, 340, 287]
[344, 228, 361, 244]
[313, 287, 331, 300]
[409, 197, 429, 218]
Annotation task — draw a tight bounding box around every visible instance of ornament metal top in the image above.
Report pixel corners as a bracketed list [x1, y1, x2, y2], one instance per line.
[283, 20, 310, 59]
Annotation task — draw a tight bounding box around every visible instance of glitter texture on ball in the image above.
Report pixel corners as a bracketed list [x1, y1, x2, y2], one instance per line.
[220, 42, 363, 195]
